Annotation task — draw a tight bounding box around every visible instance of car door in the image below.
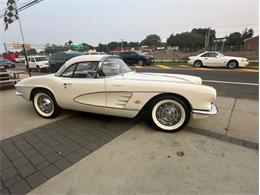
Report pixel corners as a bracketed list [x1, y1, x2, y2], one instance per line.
[200, 52, 211, 66]
[122, 52, 131, 64]
[54, 61, 106, 114]
[27, 57, 33, 68]
[129, 52, 138, 64]
[99, 58, 133, 109]
[206, 52, 225, 67]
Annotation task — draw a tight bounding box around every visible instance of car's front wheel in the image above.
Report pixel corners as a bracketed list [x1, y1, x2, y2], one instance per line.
[227, 60, 238, 69]
[37, 66, 41, 72]
[32, 89, 61, 118]
[147, 95, 190, 132]
[138, 59, 144, 66]
[194, 60, 203, 68]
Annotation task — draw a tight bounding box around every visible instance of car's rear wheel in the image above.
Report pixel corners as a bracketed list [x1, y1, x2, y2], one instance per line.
[227, 60, 238, 69]
[194, 60, 203, 68]
[138, 59, 144, 66]
[32, 89, 61, 118]
[147, 95, 190, 132]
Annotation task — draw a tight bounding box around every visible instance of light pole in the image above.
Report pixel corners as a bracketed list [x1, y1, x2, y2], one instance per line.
[121, 38, 124, 52]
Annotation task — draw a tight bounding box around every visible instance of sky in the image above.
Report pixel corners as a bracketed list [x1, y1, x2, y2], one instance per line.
[0, 0, 259, 52]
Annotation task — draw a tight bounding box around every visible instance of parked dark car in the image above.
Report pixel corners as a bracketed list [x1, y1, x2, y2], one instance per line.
[0, 57, 15, 68]
[48, 52, 83, 72]
[119, 51, 154, 66]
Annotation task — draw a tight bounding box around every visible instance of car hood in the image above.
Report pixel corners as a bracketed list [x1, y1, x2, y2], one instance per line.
[122, 72, 202, 85]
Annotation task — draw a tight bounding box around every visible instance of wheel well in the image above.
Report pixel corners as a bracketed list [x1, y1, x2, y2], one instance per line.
[140, 93, 192, 114]
[30, 87, 53, 100]
[227, 59, 239, 66]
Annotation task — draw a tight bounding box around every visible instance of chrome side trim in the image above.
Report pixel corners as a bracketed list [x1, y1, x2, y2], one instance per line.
[15, 91, 23, 96]
[192, 104, 218, 115]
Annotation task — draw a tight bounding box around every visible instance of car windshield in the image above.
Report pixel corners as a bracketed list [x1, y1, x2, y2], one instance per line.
[56, 57, 132, 77]
[136, 51, 146, 56]
[100, 58, 132, 76]
[0, 58, 10, 63]
[35, 57, 48, 61]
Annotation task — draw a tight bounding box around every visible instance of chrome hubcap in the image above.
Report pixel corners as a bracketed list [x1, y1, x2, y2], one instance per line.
[195, 62, 201, 67]
[37, 95, 53, 114]
[229, 62, 236, 68]
[156, 103, 182, 126]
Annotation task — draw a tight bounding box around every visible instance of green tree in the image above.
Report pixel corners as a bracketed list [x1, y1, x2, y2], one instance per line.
[44, 44, 67, 54]
[141, 34, 161, 46]
[96, 43, 108, 52]
[107, 42, 120, 50]
[21, 48, 37, 55]
[68, 40, 73, 46]
[227, 32, 243, 46]
[127, 41, 140, 48]
[167, 28, 216, 51]
[242, 28, 254, 40]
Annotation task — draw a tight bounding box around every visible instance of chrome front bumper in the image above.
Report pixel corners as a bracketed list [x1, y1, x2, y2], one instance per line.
[192, 104, 218, 119]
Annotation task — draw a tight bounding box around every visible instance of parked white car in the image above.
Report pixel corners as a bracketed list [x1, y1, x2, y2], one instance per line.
[188, 51, 249, 68]
[26, 56, 49, 72]
[15, 55, 217, 132]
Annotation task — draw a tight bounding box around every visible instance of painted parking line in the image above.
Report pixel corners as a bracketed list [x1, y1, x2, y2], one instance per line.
[203, 80, 259, 86]
[133, 65, 142, 68]
[155, 65, 172, 69]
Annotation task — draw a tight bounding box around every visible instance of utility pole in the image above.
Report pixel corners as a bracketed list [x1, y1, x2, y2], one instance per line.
[18, 19, 31, 77]
[121, 38, 124, 52]
[204, 34, 207, 50]
[3, 43, 8, 53]
[207, 28, 211, 50]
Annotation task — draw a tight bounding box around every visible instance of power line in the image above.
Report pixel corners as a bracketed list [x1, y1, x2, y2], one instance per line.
[0, 0, 20, 13]
[0, 0, 43, 19]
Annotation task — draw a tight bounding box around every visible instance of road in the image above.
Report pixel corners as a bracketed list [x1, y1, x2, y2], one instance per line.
[12, 63, 259, 100]
[136, 66, 259, 100]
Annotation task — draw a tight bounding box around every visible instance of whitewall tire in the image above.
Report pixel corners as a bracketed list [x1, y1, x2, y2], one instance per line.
[32, 89, 61, 118]
[148, 95, 190, 132]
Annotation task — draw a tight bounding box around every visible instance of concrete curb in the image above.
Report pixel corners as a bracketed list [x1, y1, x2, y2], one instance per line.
[185, 127, 259, 150]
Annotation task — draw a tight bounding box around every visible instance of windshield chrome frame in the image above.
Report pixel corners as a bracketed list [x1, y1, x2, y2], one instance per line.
[96, 56, 132, 78]
[55, 55, 132, 78]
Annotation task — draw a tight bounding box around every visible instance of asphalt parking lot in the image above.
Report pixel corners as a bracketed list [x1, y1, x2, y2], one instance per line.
[0, 62, 259, 195]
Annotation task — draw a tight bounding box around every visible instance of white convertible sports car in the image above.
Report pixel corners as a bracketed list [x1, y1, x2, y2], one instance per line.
[188, 51, 249, 68]
[15, 55, 217, 132]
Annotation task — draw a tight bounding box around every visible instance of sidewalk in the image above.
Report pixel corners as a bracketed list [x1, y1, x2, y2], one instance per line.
[28, 123, 258, 195]
[0, 88, 73, 140]
[189, 96, 259, 143]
